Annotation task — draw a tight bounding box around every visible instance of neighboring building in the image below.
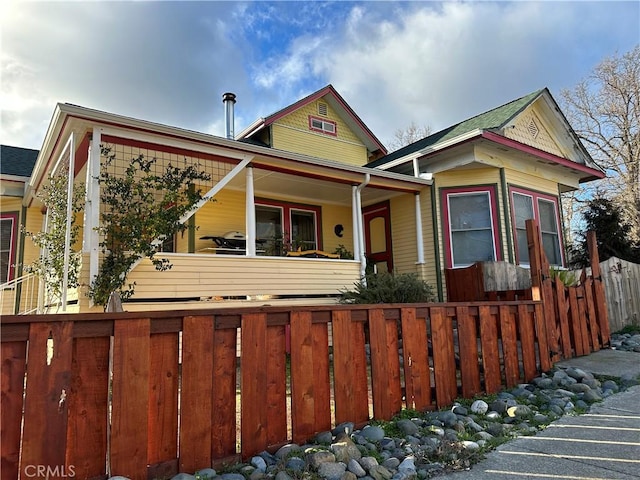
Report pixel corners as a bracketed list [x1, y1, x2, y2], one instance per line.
[369, 88, 604, 295]
[0, 145, 41, 314]
[1, 86, 604, 313]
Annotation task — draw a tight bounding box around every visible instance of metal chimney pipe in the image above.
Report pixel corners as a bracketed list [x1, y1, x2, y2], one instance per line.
[222, 92, 236, 140]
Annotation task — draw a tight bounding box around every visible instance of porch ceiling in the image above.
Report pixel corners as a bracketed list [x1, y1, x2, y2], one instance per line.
[226, 166, 408, 206]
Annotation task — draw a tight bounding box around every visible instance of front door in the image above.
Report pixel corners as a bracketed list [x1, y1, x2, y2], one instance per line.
[363, 201, 393, 273]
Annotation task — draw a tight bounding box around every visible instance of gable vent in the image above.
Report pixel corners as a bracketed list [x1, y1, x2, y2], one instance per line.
[318, 102, 328, 116]
[527, 118, 539, 139]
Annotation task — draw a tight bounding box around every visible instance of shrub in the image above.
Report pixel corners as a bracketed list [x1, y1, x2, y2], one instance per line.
[339, 271, 435, 304]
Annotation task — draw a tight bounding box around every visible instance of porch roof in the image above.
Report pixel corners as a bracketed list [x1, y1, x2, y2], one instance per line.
[25, 103, 432, 207]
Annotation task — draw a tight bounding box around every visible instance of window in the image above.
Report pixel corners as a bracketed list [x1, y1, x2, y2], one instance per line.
[255, 200, 321, 256]
[0, 213, 18, 283]
[442, 187, 500, 268]
[510, 187, 563, 266]
[309, 116, 337, 136]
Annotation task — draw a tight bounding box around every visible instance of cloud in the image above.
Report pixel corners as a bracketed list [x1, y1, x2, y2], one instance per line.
[1, 2, 250, 148]
[254, 1, 639, 148]
[1, 1, 638, 153]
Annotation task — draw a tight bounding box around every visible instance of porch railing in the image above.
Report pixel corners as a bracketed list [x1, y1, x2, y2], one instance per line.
[0, 272, 40, 315]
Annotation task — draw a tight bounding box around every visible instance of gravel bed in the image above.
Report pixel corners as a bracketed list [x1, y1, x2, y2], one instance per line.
[108, 354, 640, 480]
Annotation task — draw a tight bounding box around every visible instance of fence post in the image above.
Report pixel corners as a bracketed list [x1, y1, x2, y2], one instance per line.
[526, 220, 552, 371]
[587, 231, 611, 346]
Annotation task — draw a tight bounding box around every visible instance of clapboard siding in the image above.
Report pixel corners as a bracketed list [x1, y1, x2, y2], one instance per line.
[126, 255, 360, 299]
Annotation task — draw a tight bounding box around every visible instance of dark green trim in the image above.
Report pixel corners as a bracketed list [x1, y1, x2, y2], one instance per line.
[500, 169, 514, 263]
[430, 184, 443, 302]
[558, 185, 569, 267]
[14, 206, 28, 314]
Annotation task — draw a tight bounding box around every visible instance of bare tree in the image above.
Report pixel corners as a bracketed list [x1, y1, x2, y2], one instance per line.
[560, 45, 640, 243]
[387, 121, 432, 151]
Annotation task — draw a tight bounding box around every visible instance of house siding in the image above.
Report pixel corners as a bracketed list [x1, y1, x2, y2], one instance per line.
[271, 100, 368, 166]
[387, 190, 437, 288]
[505, 105, 564, 158]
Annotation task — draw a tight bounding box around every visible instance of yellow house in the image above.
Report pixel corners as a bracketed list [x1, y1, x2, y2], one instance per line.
[5, 87, 431, 313]
[369, 88, 605, 299]
[0, 146, 41, 315]
[2, 86, 603, 312]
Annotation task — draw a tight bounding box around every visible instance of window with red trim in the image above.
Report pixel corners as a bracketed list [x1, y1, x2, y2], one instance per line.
[255, 199, 321, 256]
[441, 186, 501, 268]
[510, 187, 563, 266]
[1, 213, 19, 283]
[309, 116, 337, 136]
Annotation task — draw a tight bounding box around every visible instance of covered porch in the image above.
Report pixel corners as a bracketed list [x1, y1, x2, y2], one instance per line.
[26, 104, 432, 312]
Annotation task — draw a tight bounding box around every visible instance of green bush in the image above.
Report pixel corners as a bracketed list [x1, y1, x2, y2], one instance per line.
[339, 271, 435, 304]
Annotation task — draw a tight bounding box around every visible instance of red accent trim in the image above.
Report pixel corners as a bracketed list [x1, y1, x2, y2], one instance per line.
[1, 212, 19, 282]
[481, 131, 604, 179]
[441, 186, 502, 269]
[308, 116, 337, 137]
[258, 85, 387, 153]
[101, 135, 239, 165]
[509, 186, 564, 266]
[73, 134, 91, 178]
[363, 200, 393, 272]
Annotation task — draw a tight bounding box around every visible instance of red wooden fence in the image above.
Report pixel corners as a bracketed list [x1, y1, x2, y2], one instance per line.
[1, 222, 610, 480]
[446, 222, 610, 361]
[3, 301, 551, 480]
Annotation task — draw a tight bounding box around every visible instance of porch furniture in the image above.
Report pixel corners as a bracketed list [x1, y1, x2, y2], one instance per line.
[286, 249, 340, 259]
[200, 232, 266, 254]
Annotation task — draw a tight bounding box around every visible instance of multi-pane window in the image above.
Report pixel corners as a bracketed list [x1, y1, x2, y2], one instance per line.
[511, 188, 563, 265]
[442, 187, 500, 268]
[0, 214, 17, 283]
[255, 201, 320, 256]
[309, 116, 337, 136]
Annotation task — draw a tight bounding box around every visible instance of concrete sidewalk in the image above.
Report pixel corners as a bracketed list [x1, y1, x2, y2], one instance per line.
[447, 349, 640, 480]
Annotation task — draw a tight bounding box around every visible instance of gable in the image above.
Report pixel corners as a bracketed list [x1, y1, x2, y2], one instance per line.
[238, 85, 387, 164]
[271, 99, 369, 166]
[506, 108, 565, 158]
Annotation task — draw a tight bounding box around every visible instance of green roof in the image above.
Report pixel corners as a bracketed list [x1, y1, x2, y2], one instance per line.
[1, 145, 39, 177]
[369, 89, 545, 167]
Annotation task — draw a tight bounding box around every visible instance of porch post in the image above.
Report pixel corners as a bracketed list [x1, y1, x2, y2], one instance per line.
[84, 128, 101, 289]
[415, 192, 425, 264]
[356, 174, 370, 279]
[60, 132, 76, 312]
[245, 166, 256, 256]
[351, 186, 360, 261]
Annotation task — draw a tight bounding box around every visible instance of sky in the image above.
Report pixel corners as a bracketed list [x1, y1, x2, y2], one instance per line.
[1, 1, 639, 152]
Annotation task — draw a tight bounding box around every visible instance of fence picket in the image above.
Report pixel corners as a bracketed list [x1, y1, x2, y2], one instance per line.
[400, 307, 432, 410]
[148, 333, 179, 471]
[1, 341, 27, 480]
[267, 323, 288, 446]
[211, 326, 238, 460]
[290, 311, 316, 444]
[554, 278, 572, 359]
[332, 310, 369, 425]
[499, 306, 520, 387]
[312, 322, 332, 433]
[67, 336, 110, 479]
[241, 313, 268, 459]
[517, 304, 537, 381]
[369, 308, 402, 419]
[21, 322, 73, 479]
[431, 307, 458, 406]
[456, 306, 481, 398]
[479, 306, 501, 394]
[110, 318, 150, 480]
